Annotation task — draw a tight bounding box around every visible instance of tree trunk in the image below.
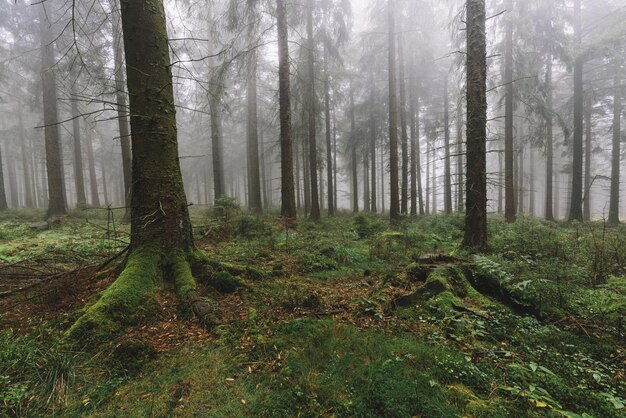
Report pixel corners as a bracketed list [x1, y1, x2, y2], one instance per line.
[583, 97, 592, 221]
[425, 132, 430, 215]
[333, 112, 338, 212]
[277, 0, 296, 220]
[209, 95, 226, 201]
[545, 55, 554, 220]
[504, 0, 516, 223]
[608, 66, 621, 225]
[363, 152, 370, 212]
[7, 159, 18, 208]
[398, 28, 409, 214]
[325, 47, 334, 216]
[388, 0, 400, 221]
[370, 77, 378, 213]
[350, 87, 359, 213]
[70, 88, 87, 207]
[443, 75, 452, 214]
[247, 50, 263, 213]
[18, 110, 34, 208]
[39, 7, 67, 219]
[462, 0, 488, 249]
[529, 147, 535, 215]
[112, 12, 132, 218]
[456, 94, 464, 212]
[569, 0, 584, 221]
[85, 124, 101, 207]
[306, 0, 320, 221]
[0, 143, 8, 210]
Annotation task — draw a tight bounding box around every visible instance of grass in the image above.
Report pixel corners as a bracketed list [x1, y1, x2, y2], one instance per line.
[0, 209, 625, 417]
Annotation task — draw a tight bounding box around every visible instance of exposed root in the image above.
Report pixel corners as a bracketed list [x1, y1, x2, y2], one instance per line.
[67, 246, 219, 344]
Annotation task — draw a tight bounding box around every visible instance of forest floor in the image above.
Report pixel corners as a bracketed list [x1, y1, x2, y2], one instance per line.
[0, 205, 625, 417]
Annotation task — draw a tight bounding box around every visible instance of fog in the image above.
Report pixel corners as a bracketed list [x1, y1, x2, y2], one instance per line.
[0, 0, 624, 221]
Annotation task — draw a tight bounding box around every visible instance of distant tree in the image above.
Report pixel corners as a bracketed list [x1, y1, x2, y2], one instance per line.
[388, 0, 400, 221]
[568, 0, 584, 221]
[504, 0, 516, 223]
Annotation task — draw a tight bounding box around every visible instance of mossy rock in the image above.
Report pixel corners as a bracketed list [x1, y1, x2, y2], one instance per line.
[425, 268, 452, 295]
[406, 262, 432, 283]
[244, 266, 265, 281]
[208, 271, 242, 293]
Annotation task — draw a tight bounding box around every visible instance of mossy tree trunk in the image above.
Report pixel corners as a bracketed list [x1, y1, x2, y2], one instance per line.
[69, 0, 213, 340]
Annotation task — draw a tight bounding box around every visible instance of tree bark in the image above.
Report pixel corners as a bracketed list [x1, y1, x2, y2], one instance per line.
[18, 110, 34, 208]
[388, 0, 400, 221]
[306, 0, 320, 220]
[324, 47, 334, 216]
[84, 124, 100, 207]
[112, 12, 132, 218]
[370, 77, 378, 213]
[569, 0, 584, 221]
[247, 50, 263, 213]
[398, 28, 409, 214]
[70, 88, 87, 207]
[39, 8, 67, 218]
[444, 75, 452, 214]
[456, 94, 464, 212]
[504, 0, 516, 223]
[608, 66, 621, 225]
[0, 143, 7, 210]
[350, 87, 359, 213]
[583, 97, 592, 221]
[545, 55, 554, 220]
[462, 0, 488, 250]
[277, 0, 297, 220]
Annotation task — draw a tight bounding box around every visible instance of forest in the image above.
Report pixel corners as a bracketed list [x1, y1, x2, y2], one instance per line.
[0, 0, 625, 416]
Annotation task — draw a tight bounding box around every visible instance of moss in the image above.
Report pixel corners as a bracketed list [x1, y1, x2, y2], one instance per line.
[170, 252, 196, 298]
[425, 291, 464, 318]
[67, 246, 163, 342]
[406, 262, 431, 282]
[425, 268, 452, 294]
[209, 271, 241, 293]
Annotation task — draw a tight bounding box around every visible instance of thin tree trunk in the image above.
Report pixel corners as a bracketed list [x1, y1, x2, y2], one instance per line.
[443, 75, 452, 214]
[426, 132, 430, 215]
[545, 55, 554, 220]
[456, 94, 464, 212]
[85, 124, 100, 207]
[111, 11, 132, 217]
[350, 87, 359, 213]
[7, 159, 18, 208]
[0, 143, 10, 210]
[388, 0, 400, 221]
[325, 47, 334, 216]
[463, 0, 488, 249]
[277, 0, 296, 220]
[70, 88, 87, 206]
[247, 50, 263, 213]
[370, 77, 378, 213]
[306, 0, 320, 220]
[569, 0, 584, 221]
[504, 0, 516, 223]
[18, 110, 34, 208]
[39, 7, 67, 218]
[398, 28, 409, 214]
[583, 97, 592, 221]
[333, 112, 338, 212]
[608, 65, 621, 225]
[529, 147, 535, 216]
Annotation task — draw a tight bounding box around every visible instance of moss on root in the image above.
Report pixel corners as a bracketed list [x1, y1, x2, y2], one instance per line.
[67, 246, 163, 342]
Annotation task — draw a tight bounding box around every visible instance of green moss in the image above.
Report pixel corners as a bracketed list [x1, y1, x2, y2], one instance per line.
[209, 271, 241, 293]
[67, 246, 163, 342]
[170, 251, 196, 298]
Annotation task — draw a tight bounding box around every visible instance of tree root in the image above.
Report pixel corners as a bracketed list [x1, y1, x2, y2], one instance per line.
[67, 246, 219, 344]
